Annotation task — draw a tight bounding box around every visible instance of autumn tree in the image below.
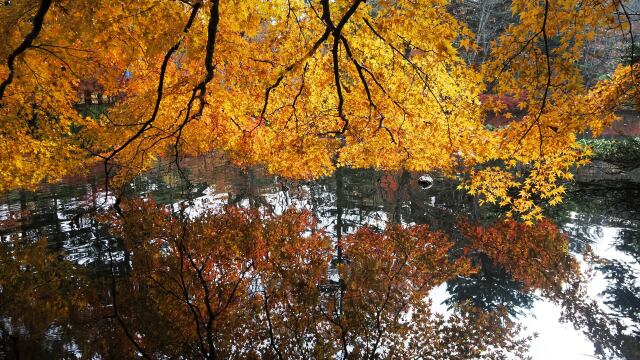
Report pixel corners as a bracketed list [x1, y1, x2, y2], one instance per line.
[90, 200, 532, 359]
[459, 217, 627, 358]
[4, 196, 634, 359]
[1, 0, 638, 217]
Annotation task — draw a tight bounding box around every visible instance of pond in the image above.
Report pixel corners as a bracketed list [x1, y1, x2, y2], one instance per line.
[1, 155, 639, 359]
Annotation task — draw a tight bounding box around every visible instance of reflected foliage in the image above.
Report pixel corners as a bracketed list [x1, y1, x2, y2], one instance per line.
[1, 196, 632, 359]
[1, 162, 638, 359]
[0, 199, 536, 359]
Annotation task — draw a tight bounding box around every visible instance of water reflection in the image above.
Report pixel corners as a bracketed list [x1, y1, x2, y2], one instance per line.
[0, 156, 638, 359]
[2, 201, 530, 359]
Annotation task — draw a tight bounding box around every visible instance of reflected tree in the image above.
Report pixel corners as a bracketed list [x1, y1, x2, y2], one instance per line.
[1, 198, 632, 359]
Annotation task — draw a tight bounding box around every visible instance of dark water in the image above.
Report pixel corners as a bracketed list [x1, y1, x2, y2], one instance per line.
[1, 155, 639, 359]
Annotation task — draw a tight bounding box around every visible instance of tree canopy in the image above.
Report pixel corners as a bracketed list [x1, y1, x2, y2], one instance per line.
[1, 0, 638, 219]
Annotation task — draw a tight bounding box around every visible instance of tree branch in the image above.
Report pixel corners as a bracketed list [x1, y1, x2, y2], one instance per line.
[0, 0, 52, 105]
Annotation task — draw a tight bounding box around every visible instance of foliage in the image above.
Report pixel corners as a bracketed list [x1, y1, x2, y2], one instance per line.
[2, 194, 633, 358]
[0, 199, 538, 359]
[458, 217, 626, 358]
[107, 199, 527, 359]
[1, 0, 639, 218]
[460, 218, 574, 291]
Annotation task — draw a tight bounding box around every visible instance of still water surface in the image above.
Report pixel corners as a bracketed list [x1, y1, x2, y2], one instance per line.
[1, 155, 639, 359]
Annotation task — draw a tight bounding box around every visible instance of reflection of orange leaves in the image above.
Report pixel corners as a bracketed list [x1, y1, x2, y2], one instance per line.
[77, 201, 539, 358]
[379, 172, 402, 203]
[344, 224, 475, 293]
[114, 198, 329, 283]
[0, 236, 87, 355]
[460, 218, 576, 291]
[379, 173, 399, 193]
